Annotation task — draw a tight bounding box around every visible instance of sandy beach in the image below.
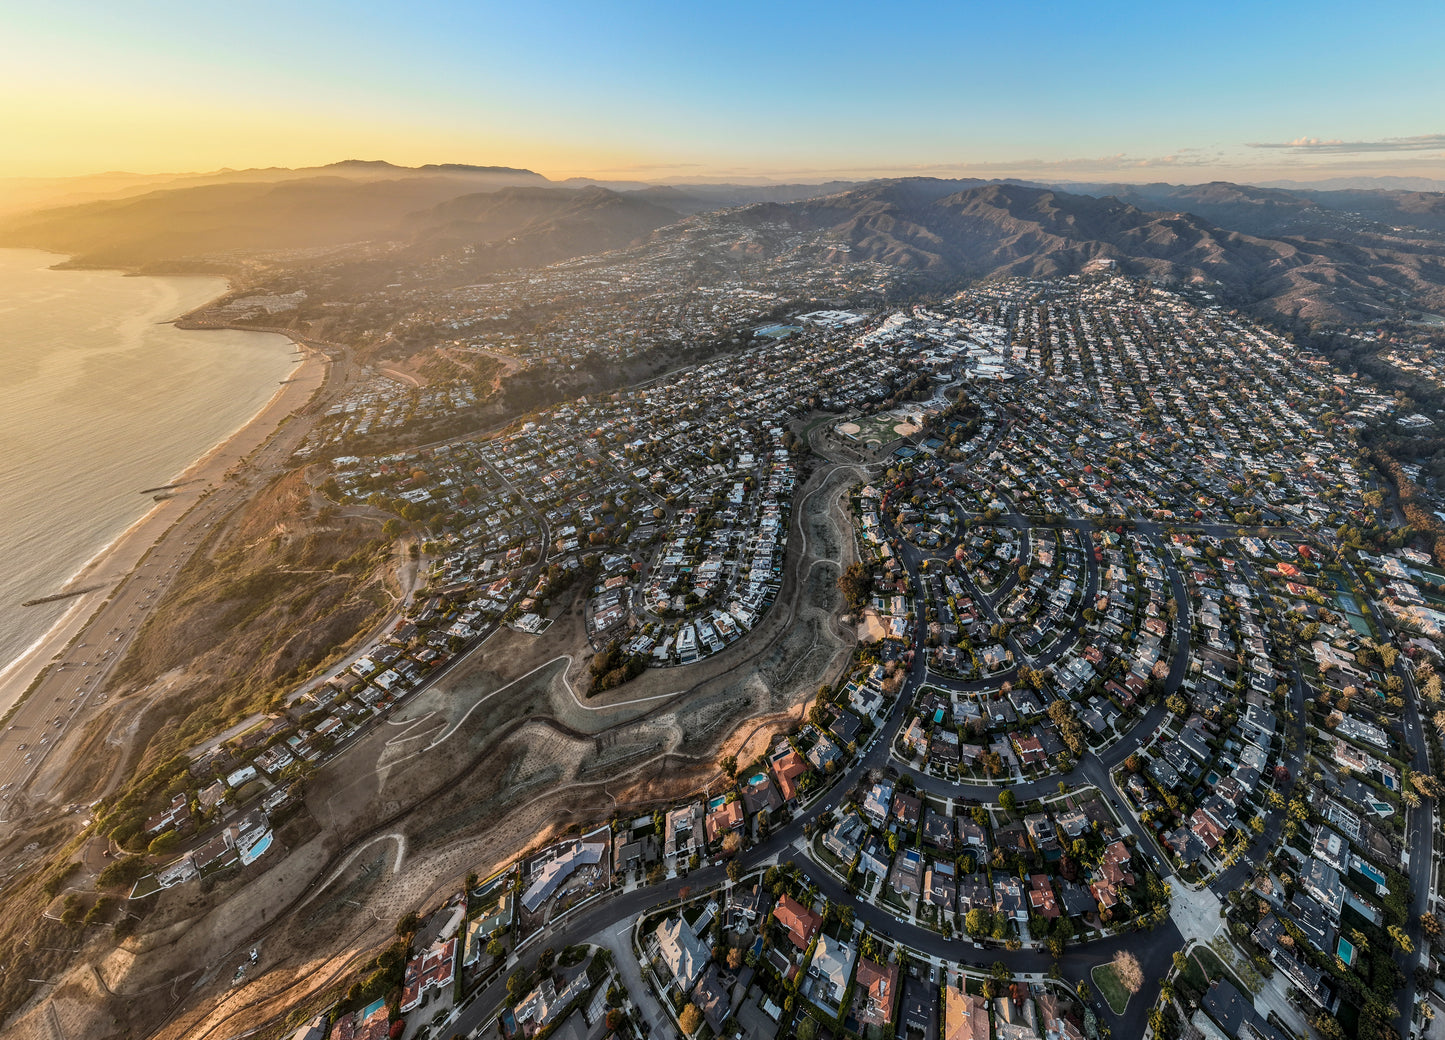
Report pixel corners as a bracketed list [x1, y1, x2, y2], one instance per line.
[0, 337, 329, 725]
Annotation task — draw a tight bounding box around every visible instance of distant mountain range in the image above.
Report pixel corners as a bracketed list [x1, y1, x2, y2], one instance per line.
[3, 161, 1445, 324]
[653, 178, 1445, 322]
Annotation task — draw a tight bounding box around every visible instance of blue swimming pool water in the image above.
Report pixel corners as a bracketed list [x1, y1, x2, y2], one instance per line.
[242, 832, 273, 864]
[1355, 860, 1386, 885]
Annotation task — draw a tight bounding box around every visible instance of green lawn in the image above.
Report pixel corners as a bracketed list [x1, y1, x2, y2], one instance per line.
[1193, 946, 1250, 997]
[1092, 963, 1132, 1015]
[1177, 951, 1208, 992]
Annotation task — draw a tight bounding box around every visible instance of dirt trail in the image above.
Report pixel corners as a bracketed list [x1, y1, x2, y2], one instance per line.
[6, 417, 869, 1040]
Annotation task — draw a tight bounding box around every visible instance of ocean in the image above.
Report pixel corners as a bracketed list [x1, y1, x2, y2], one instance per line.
[0, 248, 297, 674]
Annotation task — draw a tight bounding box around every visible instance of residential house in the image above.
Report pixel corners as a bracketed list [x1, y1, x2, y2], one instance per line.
[691, 965, 731, 1034]
[923, 808, 956, 850]
[808, 934, 856, 1011]
[399, 937, 457, 1013]
[891, 847, 924, 898]
[925, 860, 958, 912]
[944, 986, 990, 1040]
[995, 875, 1028, 922]
[655, 916, 709, 990]
[1029, 874, 1060, 919]
[862, 780, 896, 829]
[853, 958, 899, 1030]
[773, 894, 821, 951]
[704, 799, 744, 845]
[770, 747, 809, 802]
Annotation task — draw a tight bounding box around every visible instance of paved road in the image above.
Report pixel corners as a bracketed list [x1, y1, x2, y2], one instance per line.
[443, 462, 1198, 1038]
[233, 444, 1403, 1040]
[1345, 558, 1435, 1037]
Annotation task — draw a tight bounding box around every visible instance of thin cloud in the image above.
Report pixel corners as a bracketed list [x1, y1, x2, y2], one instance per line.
[610, 162, 703, 172]
[1247, 133, 1445, 153]
[684, 152, 1228, 180]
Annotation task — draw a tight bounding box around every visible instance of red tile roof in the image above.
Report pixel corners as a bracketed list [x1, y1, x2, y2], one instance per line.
[773, 894, 821, 951]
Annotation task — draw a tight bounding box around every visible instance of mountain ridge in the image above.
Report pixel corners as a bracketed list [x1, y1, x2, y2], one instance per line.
[4, 167, 1445, 324]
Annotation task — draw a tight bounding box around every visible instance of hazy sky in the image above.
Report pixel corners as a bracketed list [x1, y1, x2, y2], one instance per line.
[2, 0, 1443, 183]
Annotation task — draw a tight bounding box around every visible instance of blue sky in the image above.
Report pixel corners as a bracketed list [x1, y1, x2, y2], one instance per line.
[1, 0, 1442, 182]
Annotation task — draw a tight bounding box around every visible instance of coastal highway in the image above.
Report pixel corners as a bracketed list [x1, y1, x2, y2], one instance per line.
[0, 343, 349, 828]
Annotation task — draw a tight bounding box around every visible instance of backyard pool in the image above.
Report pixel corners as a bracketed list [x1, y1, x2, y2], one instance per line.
[1354, 858, 1387, 888]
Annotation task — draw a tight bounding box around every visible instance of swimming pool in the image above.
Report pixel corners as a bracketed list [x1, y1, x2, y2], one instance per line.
[241, 832, 273, 865]
[708, 795, 727, 811]
[1354, 859, 1387, 887]
[748, 773, 768, 788]
[1337, 937, 1356, 966]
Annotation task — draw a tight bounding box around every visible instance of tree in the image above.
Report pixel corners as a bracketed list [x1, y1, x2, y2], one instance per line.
[679, 1003, 703, 1034]
[999, 790, 1017, 812]
[146, 831, 180, 856]
[1111, 950, 1144, 994]
[726, 858, 743, 883]
[838, 562, 872, 614]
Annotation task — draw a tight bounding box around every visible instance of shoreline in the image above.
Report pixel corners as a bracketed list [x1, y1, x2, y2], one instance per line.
[0, 319, 329, 723]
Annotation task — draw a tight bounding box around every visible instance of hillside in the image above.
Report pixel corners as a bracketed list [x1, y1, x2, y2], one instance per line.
[403, 184, 685, 274]
[656, 178, 1445, 323]
[6, 166, 1445, 325]
[0, 160, 546, 218]
[0, 166, 551, 267]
